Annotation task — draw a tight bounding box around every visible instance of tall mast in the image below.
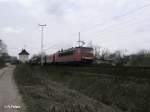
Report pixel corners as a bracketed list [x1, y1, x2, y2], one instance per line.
[39, 24, 46, 66]
[78, 32, 81, 47]
[77, 32, 85, 47]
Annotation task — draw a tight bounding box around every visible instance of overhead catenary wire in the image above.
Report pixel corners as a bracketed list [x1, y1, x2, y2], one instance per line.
[42, 2, 150, 54]
[51, 2, 150, 45]
[80, 2, 150, 34]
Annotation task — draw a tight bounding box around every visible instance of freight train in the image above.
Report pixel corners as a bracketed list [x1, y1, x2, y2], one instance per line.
[30, 46, 95, 64]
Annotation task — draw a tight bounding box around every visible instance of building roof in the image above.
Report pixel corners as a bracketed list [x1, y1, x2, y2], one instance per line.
[19, 49, 29, 55]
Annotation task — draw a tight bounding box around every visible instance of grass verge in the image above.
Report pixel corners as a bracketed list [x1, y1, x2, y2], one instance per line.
[14, 64, 150, 112]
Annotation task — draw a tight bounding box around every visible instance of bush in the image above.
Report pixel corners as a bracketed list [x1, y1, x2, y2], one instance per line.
[0, 57, 5, 68]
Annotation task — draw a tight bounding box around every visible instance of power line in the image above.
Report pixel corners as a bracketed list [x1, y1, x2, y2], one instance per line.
[62, 3, 150, 44]
[80, 3, 150, 34]
[113, 3, 150, 20]
[42, 3, 150, 52]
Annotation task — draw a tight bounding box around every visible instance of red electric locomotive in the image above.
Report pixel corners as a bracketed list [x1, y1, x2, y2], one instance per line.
[46, 47, 95, 64]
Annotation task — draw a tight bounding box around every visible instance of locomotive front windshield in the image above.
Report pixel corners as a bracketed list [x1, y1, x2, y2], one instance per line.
[58, 50, 74, 56]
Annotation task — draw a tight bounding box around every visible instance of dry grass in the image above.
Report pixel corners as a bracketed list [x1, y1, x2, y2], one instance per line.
[14, 64, 150, 112]
[14, 64, 119, 112]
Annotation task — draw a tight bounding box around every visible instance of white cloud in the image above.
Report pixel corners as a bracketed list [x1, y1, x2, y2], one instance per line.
[17, 0, 32, 6]
[0, 0, 15, 2]
[0, 0, 150, 56]
[2, 27, 22, 34]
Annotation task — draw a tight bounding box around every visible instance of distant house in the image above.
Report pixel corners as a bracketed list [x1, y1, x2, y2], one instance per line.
[18, 49, 29, 63]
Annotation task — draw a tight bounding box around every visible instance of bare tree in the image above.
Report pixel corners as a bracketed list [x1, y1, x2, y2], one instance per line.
[109, 49, 128, 66]
[93, 45, 110, 60]
[0, 39, 7, 57]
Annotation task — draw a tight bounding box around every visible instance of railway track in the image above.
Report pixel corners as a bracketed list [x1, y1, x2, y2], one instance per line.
[43, 64, 150, 79]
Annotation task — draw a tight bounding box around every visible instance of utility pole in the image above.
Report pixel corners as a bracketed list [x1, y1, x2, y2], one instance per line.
[78, 32, 81, 47]
[39, 24, 46, 66]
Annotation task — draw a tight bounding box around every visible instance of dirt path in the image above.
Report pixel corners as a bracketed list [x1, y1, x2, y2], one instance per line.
[0, 65, 25, 112]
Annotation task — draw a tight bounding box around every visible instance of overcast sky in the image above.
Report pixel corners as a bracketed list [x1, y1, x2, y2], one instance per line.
[0, 0, 150, 57]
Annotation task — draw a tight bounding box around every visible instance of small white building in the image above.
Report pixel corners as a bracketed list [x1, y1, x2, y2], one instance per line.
[18, 49, 29, 63]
